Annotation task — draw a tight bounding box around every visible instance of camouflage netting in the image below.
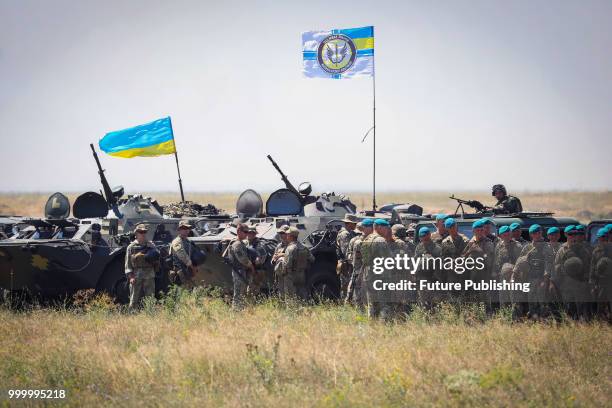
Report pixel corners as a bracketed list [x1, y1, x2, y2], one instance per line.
[162, 201, 223, 218]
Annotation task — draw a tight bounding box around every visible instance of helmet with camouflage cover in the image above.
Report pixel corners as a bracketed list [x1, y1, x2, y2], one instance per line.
[564, 256, 584, 280]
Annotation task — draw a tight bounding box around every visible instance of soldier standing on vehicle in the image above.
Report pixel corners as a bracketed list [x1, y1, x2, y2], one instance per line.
[510, 222, 527, 246]
[431, 214, 449, 244]
[282, 226, 314, 300]
[516, 224, 555, 318]
[546, 227, 562, 257]
[590, 228, 611, 319]
[491, 184, 523, 214]
[346, 219, 373, 306]
[336, 215, 358, 299]
[170, 220, 198, 289]
[125, 224, 159, 311]
[226, 223, 255, 310]
[553, 225, 591, 319]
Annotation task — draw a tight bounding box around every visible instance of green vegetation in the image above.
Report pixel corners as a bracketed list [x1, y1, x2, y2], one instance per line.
[1, 290, 610, 407]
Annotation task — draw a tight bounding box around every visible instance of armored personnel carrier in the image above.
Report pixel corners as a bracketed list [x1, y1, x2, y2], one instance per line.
[189, 155, 356, 300]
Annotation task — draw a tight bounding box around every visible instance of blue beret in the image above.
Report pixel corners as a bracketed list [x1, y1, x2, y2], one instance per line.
[361, 218, 374, 227]
[547, 227, 560, 235]
[510, 222, 521, 231]
[605, 224, 612, 231]
[564, 225, 575, 234]
[528, 224, 542, 234]
[472, 219, 485, 229]
[498, 225, 510, 235]
[444, 217, 456, 228]
[596, 228, 609, 238]
[374, 218, 390, 227]
[418, 227, 431, 237]
[482, 217, 494, 225]
[574, 224, 586, 234]
[435, 213, 449, 221]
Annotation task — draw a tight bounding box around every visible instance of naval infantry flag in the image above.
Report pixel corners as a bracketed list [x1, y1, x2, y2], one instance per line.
[302, 26, 374, 79]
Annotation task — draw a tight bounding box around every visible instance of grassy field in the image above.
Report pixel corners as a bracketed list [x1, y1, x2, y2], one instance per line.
[1, 191, 611, 221]
[0, 291, 610, 407]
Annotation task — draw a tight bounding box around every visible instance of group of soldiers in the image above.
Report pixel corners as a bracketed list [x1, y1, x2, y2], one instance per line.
[224, 223, 314, 309]
[336, 213, 612, 320]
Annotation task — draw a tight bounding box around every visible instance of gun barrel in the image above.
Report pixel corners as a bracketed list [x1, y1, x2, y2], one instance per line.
[266, 154, 301, 197]
[90, 143, 115, 207]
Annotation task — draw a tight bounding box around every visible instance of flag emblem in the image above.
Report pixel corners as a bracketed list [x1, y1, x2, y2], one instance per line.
[317, 34, 356, 74]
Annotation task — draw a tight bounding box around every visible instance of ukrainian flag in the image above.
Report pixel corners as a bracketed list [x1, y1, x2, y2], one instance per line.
[302, 26, 374, 79]
[99, 117, 176, 158]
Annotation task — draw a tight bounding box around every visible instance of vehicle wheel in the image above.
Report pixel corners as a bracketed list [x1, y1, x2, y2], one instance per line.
[113, 276, 130, 304]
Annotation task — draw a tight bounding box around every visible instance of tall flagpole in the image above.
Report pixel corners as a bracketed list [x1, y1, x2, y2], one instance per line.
[372, 28, 377, 211]
[168, 117, 186, 202]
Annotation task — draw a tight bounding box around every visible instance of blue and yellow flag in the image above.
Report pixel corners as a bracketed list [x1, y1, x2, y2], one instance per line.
[99, 117, 176, 158]
[302, 26, 374, 79]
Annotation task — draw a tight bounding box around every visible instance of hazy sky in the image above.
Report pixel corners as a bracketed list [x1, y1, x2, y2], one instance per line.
[1, 0, 611, 194]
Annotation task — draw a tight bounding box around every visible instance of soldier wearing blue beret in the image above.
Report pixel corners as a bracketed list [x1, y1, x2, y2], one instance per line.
[431, 214, 450, 245]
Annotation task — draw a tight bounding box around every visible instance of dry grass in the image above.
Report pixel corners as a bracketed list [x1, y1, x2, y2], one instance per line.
[0, 291, 610, 407]
[1, 191, 611, 222]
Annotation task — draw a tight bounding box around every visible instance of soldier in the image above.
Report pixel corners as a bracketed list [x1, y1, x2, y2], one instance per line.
[590, 228, 611, 319]
[482, 218, 499, 245]
[391, 224, 415, 256]
[346, 219, 374, 306]
[282, 226, 314, 299]
[415, 227, 443, 306]
[90, 223, 108, 248]
[515, 224, 555, 318]
[493, 226, 521, 306]
[406, 223, 417, 244]
[245, 226, 268, 295]
[574, 224, 587, 244]
[271, 225, 290, 292]
[430, 214, 449, 244]
[553, 225, 591, 319]
[462, 219, 495, 305]
[440, 218, 468, 286]
[125, 224, 159, 310]
[491, 184, 523, 214]
[361, 219, 393, 319]
[510, 222, 527, 246]
[169, 220, 198, 289]
[546, 227, 562, 257]
[336, 215, 358, 299]
[225, 223, 255, 310]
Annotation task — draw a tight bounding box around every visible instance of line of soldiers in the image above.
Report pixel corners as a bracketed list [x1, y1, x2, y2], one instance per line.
[337, 212, 612, 320]
[224, 223, 313, 310]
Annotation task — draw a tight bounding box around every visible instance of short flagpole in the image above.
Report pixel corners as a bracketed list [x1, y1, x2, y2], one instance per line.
[168, 117, 186, 202]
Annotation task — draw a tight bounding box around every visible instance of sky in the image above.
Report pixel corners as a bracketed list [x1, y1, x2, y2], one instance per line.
[1, 0, 611, 194]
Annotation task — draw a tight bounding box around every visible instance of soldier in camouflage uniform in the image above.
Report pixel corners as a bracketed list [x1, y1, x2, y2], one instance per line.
[271, 225, 290, 293]
[510, 222, 527, 246]
[482, 218, 499, 245]
[515, 224, 555, 318]
[546, 227, 562, 257]
[491, 184, 523, 215]
[346, 220, 374, 306]
[391, 224, 415, 256]
[282, 226, 314, 299]
[462, 219, 495, 305]
[336, 215, 358, 299]
[225, 223, 255, 310]
[361, 219, 393, 319]
[125, 224, 159, 310]
[441, 218, 469, 289]
[430, 214, 449, 245]
[590, 228, 611, 319]
[493, 225, 522, 305]
[415, 227, 443, 306]
[170, 220, 197, 289]
[553, 225, 591, 319]
[245, 226, 268, 295]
